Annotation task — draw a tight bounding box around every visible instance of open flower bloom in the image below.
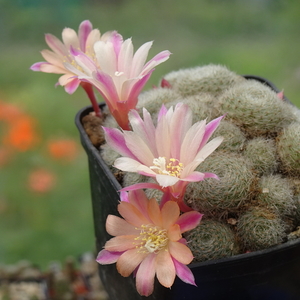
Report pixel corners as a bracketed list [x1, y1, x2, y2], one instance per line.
[64, 32, 171, 129]
[30, 20, 112, 94]
[96, 190, 202, 296]
[103, 103, 224, 211]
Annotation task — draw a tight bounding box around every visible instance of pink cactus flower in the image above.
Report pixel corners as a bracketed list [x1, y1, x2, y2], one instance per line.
[96, 190, 202, 296]
[30, 20, 113, 117]
[64, 32, 171, 129]
[103, 103, 224, 211]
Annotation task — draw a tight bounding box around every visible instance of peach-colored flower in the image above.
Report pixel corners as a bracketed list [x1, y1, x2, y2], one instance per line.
[47, 139, 79, 161]
[28, 168, 56, 193]
[96, 190, 202, 296]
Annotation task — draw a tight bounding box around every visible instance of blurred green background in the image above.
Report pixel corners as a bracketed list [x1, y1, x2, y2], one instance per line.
[1, 0, 300, 269]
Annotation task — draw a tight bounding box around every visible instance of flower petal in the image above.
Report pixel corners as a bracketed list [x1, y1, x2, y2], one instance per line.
[168, 224, 182, 241]
[118, 201, 150, 227]
[114, 157, 142, 172]
[102, 127, 137, 159]
[116, 248, 147, 277]
[155, 250, 176, 288]
[106, 215, 137, 236]
[96, 249, 123, 264]
[156, 174, 180, 188]
[104, 235, 136, 252]
[161, 201, 180, 229]
[172, 257, 197, 286]
[135, 253, 156, 296]
[198, 115, 225, 150]
[78, 20, 92, 52]
[147, 197, 162, 226]
[175, 211, 203, 233]
[168, 241, 193, 265]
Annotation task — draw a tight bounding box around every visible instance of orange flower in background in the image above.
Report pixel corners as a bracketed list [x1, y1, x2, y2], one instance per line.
[0, 100, 39, 152]
[3, 116, 39, 151]
[47, 139, 79, 161]
[28, 168, 56, 193]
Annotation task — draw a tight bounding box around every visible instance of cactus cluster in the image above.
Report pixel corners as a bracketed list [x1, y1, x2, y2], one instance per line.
[101, 64, 300, 262]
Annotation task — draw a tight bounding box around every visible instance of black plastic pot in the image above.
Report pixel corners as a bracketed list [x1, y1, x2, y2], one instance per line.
[75, 76, 300, 300]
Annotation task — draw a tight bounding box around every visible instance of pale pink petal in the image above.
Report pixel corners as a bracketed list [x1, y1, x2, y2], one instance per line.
[102, 127, 137, 159]
[106, 215, 137, 236]
[157, 104, 168, 122]
[114, 157, 142, 172]
[96, 249, 123, 264]
[62, 27, 79, 50]
[93, 70, 120, 104]
[123, 131, 155, 166]
[141, 50, 172, 76]
[161, 201, 180, 229]
[168, 241, 194, 265]
[155, 250, 176, 288]
[117, 38, 134, 76]
[30, 62, 47, 71]
[45, 33, 68, 57]
[155, 113, 171, 159]
[104, 235, 136, 252]
[135, 253, 156, 296]
[169, 103, 193, 159]
[120, 191, 129, 202]
[86, 29, 101, 50]
[94, 40, 117, 75]
[172, 257, 197, 286]
[64, 78, 81, 94]
[125, 71, 153, 107]
[180, 171, 205, 182]
[117, 248, 148, 277]
[78, 20, 92, 51]
[203, 172, 219, 180]
[194, 136, 224, 162]
[118, 202, 149, 226]
[58, 73, 76, 85]
[180, 120, 206, 165]
[41, 49, 65, 68]
[71, 47, 97, 75]
[156, 174, 180, 187]
[128, 109, 157, 156]
[130, 41, 153, 77]
[198, 115, 225, 150]
[175, 211, 203, 233]
[40, 63, 66, 74]
[109, 31, 123, 57]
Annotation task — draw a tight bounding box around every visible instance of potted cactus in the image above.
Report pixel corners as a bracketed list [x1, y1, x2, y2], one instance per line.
[31, 20, 300, 300]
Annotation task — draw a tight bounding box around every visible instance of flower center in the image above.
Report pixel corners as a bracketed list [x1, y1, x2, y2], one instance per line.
[135, 225, 168, 254]
[150, 157, 184, 177]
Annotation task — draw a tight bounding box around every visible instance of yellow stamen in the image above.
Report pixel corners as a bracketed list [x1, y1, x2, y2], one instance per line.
[134, 224, 168, 253]
[150, 157, 184, 177]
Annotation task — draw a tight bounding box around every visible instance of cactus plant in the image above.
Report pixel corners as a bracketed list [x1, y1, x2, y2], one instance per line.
[101, 64, 300, 263]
